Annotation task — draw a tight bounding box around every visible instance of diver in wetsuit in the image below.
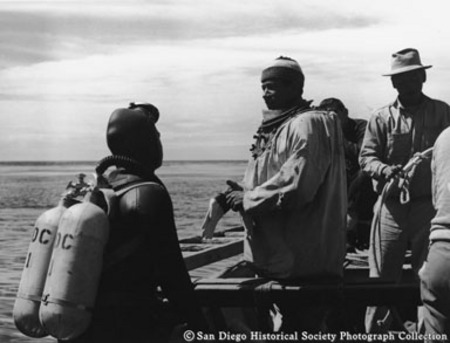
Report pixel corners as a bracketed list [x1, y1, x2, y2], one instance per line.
[65, 103, 207, 342]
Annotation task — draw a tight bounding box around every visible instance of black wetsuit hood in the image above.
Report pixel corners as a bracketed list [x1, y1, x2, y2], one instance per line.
[106, 106, 163, 172]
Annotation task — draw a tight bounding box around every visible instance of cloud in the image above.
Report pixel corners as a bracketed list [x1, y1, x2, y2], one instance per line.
[0, 0, 380, 69]
[1, 0, 450, 160]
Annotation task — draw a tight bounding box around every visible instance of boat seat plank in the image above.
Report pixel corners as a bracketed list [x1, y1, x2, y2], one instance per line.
[193, 277, 420, 307]
[182, 239, 244, 271]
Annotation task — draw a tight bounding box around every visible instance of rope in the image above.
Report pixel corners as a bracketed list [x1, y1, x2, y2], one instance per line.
[368, 147, 433, 331]
[371, 147, 434, 274]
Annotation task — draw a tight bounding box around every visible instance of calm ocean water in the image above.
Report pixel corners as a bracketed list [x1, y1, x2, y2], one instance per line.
[0, 160, 246, 343]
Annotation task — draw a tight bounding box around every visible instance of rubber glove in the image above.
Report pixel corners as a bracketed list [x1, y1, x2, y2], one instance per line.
[225, 180, 244, 212]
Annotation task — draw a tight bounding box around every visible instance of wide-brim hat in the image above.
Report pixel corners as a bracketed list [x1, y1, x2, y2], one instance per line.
[382, 48, 432, 76]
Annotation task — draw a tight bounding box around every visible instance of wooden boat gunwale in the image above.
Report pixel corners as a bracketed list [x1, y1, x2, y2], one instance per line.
[181, 226, 421, 309]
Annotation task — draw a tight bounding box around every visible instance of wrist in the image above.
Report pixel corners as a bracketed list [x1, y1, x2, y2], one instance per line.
[380, 165, 390, 179]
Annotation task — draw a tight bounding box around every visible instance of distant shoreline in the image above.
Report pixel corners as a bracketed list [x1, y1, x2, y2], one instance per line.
[0, 160, 247, 166]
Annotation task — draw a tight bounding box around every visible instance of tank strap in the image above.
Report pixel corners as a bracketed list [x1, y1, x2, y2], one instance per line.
[41, 294, 94, 313]
[115, 181, 160, 197]
[98, 181, 160, 216]
[17, 292, 41, 303]
[103, 181, 160, 270]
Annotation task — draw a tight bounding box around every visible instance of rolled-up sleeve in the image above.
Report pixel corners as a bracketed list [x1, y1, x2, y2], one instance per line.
[359, 113, 389, 179]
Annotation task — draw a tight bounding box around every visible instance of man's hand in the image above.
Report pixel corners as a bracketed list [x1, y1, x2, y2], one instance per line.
[381, 164, 403, 180]
[225, 180, 244, 212]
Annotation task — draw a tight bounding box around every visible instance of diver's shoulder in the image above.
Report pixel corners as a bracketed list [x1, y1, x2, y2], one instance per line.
[120, 180, 169, 208]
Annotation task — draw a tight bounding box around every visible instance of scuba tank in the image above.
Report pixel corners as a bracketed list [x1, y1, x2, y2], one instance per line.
[39, 173, 111, 340]
[38, 157, 153, 340]
[13, 174, 91, 338]
[32, 155, 156, 340]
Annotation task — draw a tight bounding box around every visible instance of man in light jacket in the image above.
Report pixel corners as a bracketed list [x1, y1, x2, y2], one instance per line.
[207, 56, 347, 332]
[360, 48, 450, 333]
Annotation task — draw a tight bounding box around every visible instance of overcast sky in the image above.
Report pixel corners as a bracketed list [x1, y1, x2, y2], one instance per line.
[1, 0, 450, 161]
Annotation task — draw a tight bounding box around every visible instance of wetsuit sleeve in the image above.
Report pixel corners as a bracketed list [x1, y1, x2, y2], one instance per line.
[243, 114, 333, 214]
[359, 113, 390, 180]
[131, 184, 207, 331]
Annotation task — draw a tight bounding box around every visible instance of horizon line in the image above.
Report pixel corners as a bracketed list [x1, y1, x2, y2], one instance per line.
[0, 159, 248, 164]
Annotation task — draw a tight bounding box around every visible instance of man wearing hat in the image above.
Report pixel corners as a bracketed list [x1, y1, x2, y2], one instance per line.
[360, 48, 450, 333]
[204, 56, 347, 332]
